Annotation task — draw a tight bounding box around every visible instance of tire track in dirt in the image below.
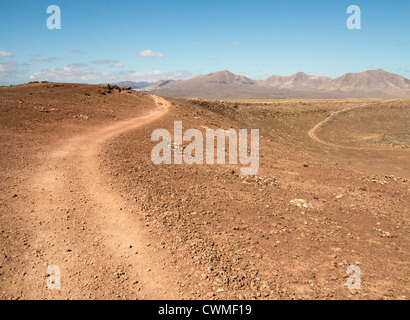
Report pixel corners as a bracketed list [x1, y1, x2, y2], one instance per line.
[23, 96, 177, 299]
[307, 99, 406, 151]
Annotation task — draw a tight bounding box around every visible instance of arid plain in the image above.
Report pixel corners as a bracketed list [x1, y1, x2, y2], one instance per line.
[0, 82, 409, 300]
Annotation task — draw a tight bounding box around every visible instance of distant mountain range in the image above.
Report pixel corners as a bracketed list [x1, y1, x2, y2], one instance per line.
[114, 81, 154, 89]
[117, 69, 410, 99]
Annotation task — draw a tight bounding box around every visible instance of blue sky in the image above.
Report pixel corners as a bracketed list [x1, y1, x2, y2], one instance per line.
[0, 0, 409, 85]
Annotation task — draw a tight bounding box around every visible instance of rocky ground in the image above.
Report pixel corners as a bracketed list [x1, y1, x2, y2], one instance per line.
[0, 83, 408, 300]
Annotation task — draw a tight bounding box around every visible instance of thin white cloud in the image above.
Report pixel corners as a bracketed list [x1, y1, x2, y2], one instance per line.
[91, 59, 124, 68]
[0, 61, 29, 79]
[138, 50, 166, 58]
[31, 56, 61, 63]
[0, 50, 15, 57]
[28, 64, 190, 83]
[29, 64, 113, 82]
[111, 61, 124, 68]
[192, 42, 200, 46]
[232, 42, 240, 46]
[91, 59, 112, 64]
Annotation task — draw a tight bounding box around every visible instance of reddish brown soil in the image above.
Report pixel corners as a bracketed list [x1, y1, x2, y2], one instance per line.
[0, 83, 408, 300]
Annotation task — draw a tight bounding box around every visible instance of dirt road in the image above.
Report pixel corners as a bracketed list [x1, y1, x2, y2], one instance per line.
[307, 99, 400, 150]
[1, 95, 178, 299]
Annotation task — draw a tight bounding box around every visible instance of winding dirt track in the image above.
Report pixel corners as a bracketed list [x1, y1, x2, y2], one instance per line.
[308, 99, 401, 150]
[23, 95, 177, 299]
